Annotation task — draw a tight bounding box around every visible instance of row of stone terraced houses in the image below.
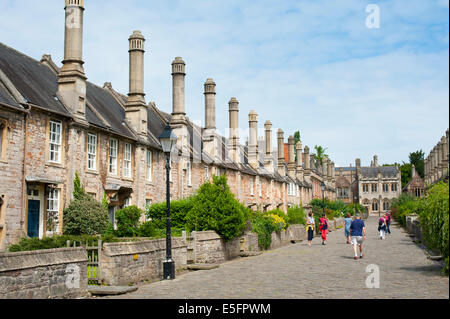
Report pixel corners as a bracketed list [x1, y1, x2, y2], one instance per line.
[0, 0, 337, 251]
[424, 129, 449, 187]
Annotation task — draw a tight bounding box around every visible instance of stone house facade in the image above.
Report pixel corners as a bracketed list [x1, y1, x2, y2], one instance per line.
[0, 0, 336, 251]
[424, 129, 449, 187]
[402, 165, 426, 198]
[335, 155, 402, 215]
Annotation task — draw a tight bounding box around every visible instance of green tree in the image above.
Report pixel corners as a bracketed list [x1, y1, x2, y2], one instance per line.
[294, 131, 301, 144]
[63, 174, 110, 235]
[73, 172, 85, 200]
[185, 175, 246, 241]
[313, 145, 328, 167]
[409, 150, 425, 178]
[114, 206, 143, 237]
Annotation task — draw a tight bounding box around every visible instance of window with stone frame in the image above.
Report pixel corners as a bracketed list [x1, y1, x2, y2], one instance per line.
[382, 183, 389, 192]
[109, 138, 118, 174]
[123, 143, 132, 178]
[49, 121, 62, 163]
[205, 166, 209, 180]
[47, 188, 60, 232]
[391, 183, 398, 192]
[362, 184, 369, 192]
[87, 133, 97, 170]
[186, 161, 192, 186]
[372, 201, 378, 211]
[371, 184, 377, 193]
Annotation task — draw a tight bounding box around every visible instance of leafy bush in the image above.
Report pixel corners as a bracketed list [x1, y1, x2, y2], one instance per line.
[287, 205, 306, 225]
[250, 214, 278, 250]
[63, 196, 110, 236]
[185, 175, 247, 241]
[114, 206, 143, 237]
[146, 197, 194, 229]
[266, 209, 289, 229]
[418, 182, 449, 274]
[137, 221, 158, 237]
[9, 235, 105, 252]
[267, 214, 286, 232]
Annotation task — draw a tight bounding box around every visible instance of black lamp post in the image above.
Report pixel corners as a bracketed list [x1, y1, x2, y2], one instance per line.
[321, 181, 325, 215]
[159, 125, 178, 280]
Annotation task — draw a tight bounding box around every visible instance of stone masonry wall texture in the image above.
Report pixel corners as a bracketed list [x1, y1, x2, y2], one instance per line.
[0, 247, 88, 299]
[100, 237, 187, 286]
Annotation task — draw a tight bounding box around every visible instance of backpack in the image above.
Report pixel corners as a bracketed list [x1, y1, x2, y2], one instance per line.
[322, 219, 328, 230]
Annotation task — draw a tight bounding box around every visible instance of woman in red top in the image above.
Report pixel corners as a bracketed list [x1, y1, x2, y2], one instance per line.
[319, 214, 329, 245]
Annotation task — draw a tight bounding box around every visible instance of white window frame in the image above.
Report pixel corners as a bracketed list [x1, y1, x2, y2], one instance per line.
[205, 166, 209, 180]
[47, 188, 60, 215]
[186, 161, 192, 186]
[49, 121, 62, 163]
[123, 143, 132, 178]
[87, 133, 97, 170]
[258, 177, 262, 197]
[109, 138, 118, 175]
[124, 197, 131, 208]
[146, 149, 153, 182]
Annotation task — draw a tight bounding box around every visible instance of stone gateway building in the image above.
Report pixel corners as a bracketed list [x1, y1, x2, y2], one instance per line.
[335, 156, 402, 216]
[0, 1, 337, 251]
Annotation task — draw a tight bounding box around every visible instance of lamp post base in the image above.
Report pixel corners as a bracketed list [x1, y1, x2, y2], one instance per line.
[163, 260, 175, 280]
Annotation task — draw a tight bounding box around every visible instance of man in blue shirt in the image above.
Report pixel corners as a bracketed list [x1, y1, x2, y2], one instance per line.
[350, 214, 366, 260]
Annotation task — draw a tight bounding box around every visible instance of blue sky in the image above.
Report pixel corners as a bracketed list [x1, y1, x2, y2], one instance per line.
[0, 0, 448, 166]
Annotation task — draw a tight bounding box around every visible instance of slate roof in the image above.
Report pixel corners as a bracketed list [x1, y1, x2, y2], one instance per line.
[0, 41, 320, 186]
[0, 42, 69, 115]
[361, 166, 398, 178]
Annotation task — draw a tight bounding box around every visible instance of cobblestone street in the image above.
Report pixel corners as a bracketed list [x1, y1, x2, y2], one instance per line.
[101, 217, 449, 299]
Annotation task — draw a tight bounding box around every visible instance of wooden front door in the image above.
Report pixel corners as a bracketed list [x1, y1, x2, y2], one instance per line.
[27, 200, 40, 238]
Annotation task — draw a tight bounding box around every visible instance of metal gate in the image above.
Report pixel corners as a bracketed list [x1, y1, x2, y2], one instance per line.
[67, 239, 102, 284]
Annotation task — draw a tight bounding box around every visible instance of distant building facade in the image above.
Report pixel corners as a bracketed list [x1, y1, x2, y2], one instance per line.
[335, 155, 402, 215]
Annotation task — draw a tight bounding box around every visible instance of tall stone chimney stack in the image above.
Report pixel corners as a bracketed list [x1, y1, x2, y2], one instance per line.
[355, 158, 361, 179]
[171, 57, 186, 124]
[58, 0, 87, 125]
[248, 111, 258, 169]
[228, 97, 240, 162]
[296, 141, 303, 180]
[203, 78, 217, 161]
[277, 129, 285, 176]
[263, 121, 274, 173]
[125, 31, 148, 139]
[327, 158, 332, 182]
[288, 136, 295, 178]
[373, 155, 378, 167]
[304, 146, 310, 176]
[265, 121, 272, 156]
[204, 79, 216, 131]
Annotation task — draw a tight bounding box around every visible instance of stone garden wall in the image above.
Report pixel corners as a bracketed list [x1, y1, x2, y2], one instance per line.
[100, 237, 187, 286]
[0, 247, 88, 299]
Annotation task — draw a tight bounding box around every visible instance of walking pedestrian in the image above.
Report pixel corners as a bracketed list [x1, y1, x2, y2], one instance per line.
[386, 211, 392, 234]
[350, 213, 366, 260]
[378, 214, 387, 239]
[319, 213, 329, 245]
[344, 213, 353, 244]
[306, 212, 315, 247]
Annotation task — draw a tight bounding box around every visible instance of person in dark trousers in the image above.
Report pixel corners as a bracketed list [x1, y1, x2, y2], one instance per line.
[319, 214, 329, 245]
[306, 212, 315, 247]
[350, 214, 366, 260]
[386, 211, 392, 234]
